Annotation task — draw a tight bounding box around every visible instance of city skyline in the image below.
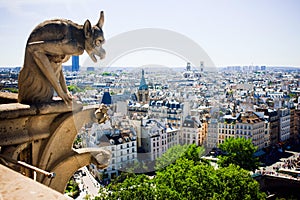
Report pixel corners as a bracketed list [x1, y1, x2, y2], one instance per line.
[0, 0, 299, 68]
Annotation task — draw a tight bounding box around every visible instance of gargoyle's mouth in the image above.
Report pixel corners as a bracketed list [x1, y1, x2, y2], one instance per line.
[90, 53, 97, 63]
[89, 52, 105, 63]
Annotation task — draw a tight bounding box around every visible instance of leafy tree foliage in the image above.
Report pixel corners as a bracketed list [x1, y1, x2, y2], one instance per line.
[155, 144, 204, 171]
[1, 88, 18, 93]
[96, 174, 155, 200]
[67, 85, 82, 93]
[96, 144, 266, 200]
[155, 144, 189, 171]
[155, 158, 218, 199]
[214, 164, 264, 200]
[217, 137, 260, 171]
[65, 179, 80, 198]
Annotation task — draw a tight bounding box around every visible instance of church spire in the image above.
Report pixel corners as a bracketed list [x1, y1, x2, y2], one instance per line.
[139, 69, 148, 90]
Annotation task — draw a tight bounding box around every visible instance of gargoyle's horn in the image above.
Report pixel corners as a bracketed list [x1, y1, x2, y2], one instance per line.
[97, 11, 104, 28]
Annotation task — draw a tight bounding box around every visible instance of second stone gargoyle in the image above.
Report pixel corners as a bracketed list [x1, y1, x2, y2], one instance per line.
[95, 103, 110, 124]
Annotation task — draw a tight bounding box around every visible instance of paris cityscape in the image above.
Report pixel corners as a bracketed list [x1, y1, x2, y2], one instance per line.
[1, 61, 300, 199]
[0, 1, 300, 200]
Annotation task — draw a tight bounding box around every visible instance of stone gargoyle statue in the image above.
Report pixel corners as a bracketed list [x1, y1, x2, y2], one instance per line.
[18, 11, 106, 105]
[94, 103, 110, 124]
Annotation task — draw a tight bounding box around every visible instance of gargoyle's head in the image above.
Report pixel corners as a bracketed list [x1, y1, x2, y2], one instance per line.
[91, 149, 111, 169]
[83, 11, 106, 62]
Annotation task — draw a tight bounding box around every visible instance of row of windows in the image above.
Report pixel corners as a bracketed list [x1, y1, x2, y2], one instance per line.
[112, 148, 136, 157]
[218, 124, 265, 130]
[111, 154, 136, 164]
[183, 133, 197, 139]
[111, 142, 135, 151]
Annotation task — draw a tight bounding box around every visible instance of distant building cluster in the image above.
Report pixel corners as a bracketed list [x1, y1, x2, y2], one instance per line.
[2, 62, 300, 181]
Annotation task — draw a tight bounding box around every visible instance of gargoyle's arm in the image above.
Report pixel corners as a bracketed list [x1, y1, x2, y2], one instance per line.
[59, 70, 69, 94]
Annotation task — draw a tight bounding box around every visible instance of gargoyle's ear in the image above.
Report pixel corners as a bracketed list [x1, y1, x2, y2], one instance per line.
[84, 20, 92, 38]
[97, 11, 104, 28]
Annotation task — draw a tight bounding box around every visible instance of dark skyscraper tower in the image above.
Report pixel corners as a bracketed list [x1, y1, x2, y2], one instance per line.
[72, 56, 79, 71]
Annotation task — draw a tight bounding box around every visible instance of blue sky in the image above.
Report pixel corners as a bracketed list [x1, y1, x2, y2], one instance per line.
[0, 0, 299, 67]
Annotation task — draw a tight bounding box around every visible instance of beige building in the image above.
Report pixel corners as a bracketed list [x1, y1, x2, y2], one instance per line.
[199, 118, 208, 146]
[217, 111, 267, 150]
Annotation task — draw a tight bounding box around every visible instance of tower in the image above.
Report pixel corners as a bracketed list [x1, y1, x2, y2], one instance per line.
[72, 56, 79, 71]
[200, 61, 204, 72]
[137, 69, 149, 103]
[186, 62, 191, 71]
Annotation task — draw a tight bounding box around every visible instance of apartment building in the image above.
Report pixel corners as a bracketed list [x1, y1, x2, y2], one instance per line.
[278, 108, 290, 142]
[218, 111, 266, 150]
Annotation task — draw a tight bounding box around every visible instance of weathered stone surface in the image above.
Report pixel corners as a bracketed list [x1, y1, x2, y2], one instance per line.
[0, 92, 18, 104]
[0, 101, 83, 146]
[42, 148, 111, 193]
[0, 103, 37, 119]
[0, 164, 70, 200]
[36, 100, 83, 114]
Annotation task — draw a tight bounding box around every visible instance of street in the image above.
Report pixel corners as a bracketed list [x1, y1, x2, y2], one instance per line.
[75, 166, 102, 199]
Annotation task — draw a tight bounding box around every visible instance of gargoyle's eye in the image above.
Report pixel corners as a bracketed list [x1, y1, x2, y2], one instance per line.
[95, 39, 103, 46]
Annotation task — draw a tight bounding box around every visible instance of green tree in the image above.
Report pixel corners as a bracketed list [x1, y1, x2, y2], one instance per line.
[65, 179, 80, 198]
[68, 85, 82, 93]
[155, 144, 188, 171]
[1, 88, 18, 93]
[214, 164, 266, 200]
[183, 143, 205, 162]
[102, 72, 111, 76]
[96, 174, 155, 200]
[155, 144, 204, 171]
[96, 144, 265, 199]
[217, 137, 259, 171]
[155, 158, 217, 199]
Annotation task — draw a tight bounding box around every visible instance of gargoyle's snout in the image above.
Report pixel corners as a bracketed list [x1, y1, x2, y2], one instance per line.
[89, 47, 106, 62]
[99, 48, 106, 60]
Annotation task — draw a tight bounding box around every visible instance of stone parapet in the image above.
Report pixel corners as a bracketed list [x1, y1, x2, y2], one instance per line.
[0, 164, 70, 200]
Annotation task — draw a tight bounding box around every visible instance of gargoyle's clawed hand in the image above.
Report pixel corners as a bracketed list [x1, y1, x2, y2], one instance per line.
[59, 91, 73, 106]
